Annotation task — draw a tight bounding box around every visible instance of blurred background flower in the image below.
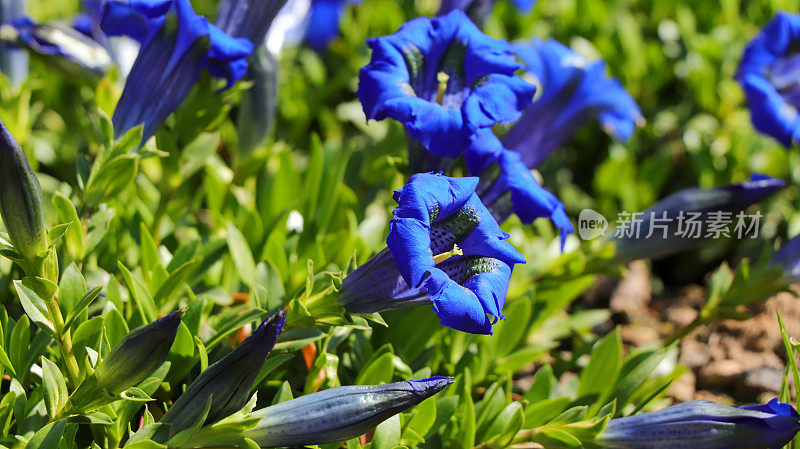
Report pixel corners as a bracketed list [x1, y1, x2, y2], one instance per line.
[737, 12, 800, 147]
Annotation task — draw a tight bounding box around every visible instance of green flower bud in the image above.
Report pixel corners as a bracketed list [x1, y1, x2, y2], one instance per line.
[95, 310, 183, 395]
[161, 311, 285, 437]
[245, 377, 453, 447]
[0, 118, 47, 260]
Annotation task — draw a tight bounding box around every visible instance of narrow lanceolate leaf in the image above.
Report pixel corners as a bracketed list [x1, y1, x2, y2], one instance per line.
[52, 191, 84, 260]
[226, 222, 257, 287]
[13, 279, 55, 338]
[63, 286, 104, 330]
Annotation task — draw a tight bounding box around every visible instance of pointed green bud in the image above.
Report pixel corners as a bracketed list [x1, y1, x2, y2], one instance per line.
[161, 310, 285, 437]
[0, 118, 47, 260]
[245, 377, 453, 447]
[95, 310, 183, 395]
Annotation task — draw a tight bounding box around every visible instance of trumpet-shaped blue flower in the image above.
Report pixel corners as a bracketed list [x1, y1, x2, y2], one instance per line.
[465, 129, 573, 247]
[737, 13, 800, 147]
[504, 38, 642, 168]
[609, 174, 786, 263]
[3, 17, 113, 79]
[774, 234, 800, 282]
[358, 10, 535, 168]
[99, 0, 253, 142]
[0, 0, 28, 86]
[598, 399, 800, 449]
[340, 173, 525, 334]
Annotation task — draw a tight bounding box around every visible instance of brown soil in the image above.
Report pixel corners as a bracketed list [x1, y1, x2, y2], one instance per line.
[609, 261, 800, 404]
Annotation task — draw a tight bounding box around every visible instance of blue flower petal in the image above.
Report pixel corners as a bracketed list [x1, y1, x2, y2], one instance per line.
[504, 38, 642, 168]
[463, 74, 535, 127]
[387, 216, 435, 288]
[385, 172, 524, 335]
[303, 0, 351, 51]
[465, 129, 573, 247]
[358, 10, 533, 159]
[774, 234, 800, 282]
[739, 73, 800, 147]
[509, 0, 536, 11]
[205, 22, 253, 88]
[424, 268, 493, 334]
[459, 258, 511, 319]
[100, 0, 173, 42]
[391, 173, 478, 222]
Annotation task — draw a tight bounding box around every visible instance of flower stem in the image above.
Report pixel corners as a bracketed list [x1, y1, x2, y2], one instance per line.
[45, 294, 81, 386]
[663, 317, 703, 347]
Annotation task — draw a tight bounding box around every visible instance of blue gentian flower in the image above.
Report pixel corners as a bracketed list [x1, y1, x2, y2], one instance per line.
[72, 13, 95, 37]
[2, 16, 113, 80]
[438, 0, 535, 25]
[339, 173, 525, 335]
[99, 0, 253, 143]
[358, 10, 535, 170]
[504, 38, 642, 168]
[737, 12, 800, 147]
[0, 0, 28, 86]
[609, 174, 786, 263]
[598, 399, 800, 449]
[465, 129, 573, 247]
[774, 234, 800, 282]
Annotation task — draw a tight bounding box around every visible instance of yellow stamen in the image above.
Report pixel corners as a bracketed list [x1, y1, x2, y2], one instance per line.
[435, 71, 449, 105]
[433, 244, 463, 264]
